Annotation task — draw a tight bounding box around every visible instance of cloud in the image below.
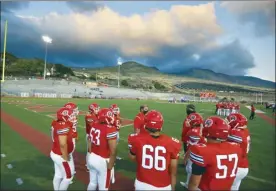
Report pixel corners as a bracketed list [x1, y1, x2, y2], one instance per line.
[66, 1, 104, 13]
[1, 1, 30, 13]
[221, 1, 275, 37]
[1, 2, 255, 75]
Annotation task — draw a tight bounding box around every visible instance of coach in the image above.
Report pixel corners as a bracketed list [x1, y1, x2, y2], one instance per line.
[133, 105, 149, 134]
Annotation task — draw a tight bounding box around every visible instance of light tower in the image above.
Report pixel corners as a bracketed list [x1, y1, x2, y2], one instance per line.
[42, 35, 52, 80]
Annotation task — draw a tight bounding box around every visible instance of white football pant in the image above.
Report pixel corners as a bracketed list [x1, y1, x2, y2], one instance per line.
[87, 152, 114, 191]
[135, 179, 172, 190]
[50, 151, 74, 191]
[231, 167, 249, 191]
[185, 159, 192, 185]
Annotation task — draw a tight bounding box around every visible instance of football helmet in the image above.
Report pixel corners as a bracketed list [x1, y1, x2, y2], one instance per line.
[110, 104, 120, 115]
[226, 113, 248, 129]
[144, 110, 164, 131]
[88, 103, 100, 114]
[202, 116, 230, 141]
[187, 113, 203, 127]
[186, 129, 201, 145]
[98, 108, 115, 125]
[64, 102, 79, 116]
[57, 107, 74, 122]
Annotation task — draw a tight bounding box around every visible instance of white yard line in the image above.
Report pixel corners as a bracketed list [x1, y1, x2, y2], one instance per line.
[245, 106, 265, 114]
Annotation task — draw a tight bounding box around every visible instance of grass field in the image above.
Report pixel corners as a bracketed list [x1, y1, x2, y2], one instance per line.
[1, 97, 275, 190]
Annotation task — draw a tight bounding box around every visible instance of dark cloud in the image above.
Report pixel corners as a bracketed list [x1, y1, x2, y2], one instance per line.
[145, 40, 254, 75]
[222, 2, 275, 37]
[1, 1, 30, 13]
[66, 1, 103, 13]
[1, 3, 255, 76]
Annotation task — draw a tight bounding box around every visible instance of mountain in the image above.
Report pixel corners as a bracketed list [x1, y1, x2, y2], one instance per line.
[73, 61, 160, 76]
[171, 68, 275, 89]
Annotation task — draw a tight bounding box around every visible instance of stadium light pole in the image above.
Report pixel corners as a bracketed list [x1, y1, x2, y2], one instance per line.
[42, 35, 52, 80]
[117, 57, 122, 88]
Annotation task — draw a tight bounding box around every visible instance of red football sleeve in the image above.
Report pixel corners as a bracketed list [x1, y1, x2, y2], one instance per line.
[189, 144, 207, 167]
[128, 134, 137, 154]
[133, 115, 142, 130]
[106, 126, 117, 140]
[170, 139, 182, 159]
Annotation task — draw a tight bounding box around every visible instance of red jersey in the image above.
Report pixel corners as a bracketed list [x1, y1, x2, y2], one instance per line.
[133, 112, 147, 134]
[185, 127, 206, 151]
[228, 128, 250, 168]
[181, 117, 191, 143]
[190, 142, 242, 190]
[85, 113, 98, 135]
[251, 106, 255, 112]
[114, 114, 122, 131]
[128, 133, 181, 187]
[89, 122, 117, 158]
[51, 120, 74, 155]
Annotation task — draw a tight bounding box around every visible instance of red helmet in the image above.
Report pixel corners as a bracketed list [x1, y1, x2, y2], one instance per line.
[64, 102, 79, 116]
[98, 108, 115, 125]
[202, 116, 230, 141]
[187, 113, 203, 127]
[110, 104, 120, 115]
[88, 103, 100, 114]
[144, 110, 164, 131]
[186, 129, 201, 145]
[226, 113, 248, 129]
[57, 107, 74, 122]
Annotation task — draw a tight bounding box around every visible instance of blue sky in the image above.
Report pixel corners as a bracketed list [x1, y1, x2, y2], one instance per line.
[1, 1, 275, 82]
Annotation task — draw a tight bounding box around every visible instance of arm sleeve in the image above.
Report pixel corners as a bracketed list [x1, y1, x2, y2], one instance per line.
[128, 134, 137, 155]
[170, 138, 182, 159]
[106, 127, 118, 140]
[192, 162, 206, 175]
[189, 145, 207, 167]
[133, 116, 141, 130]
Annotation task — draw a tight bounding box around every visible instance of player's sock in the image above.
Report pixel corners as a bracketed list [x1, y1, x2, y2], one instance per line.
[59, 178, 71, 190]
[53, 176, 62, 191]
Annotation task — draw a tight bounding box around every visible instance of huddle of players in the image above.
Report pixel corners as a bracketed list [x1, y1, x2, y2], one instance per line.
[181, 104, 250, 190]
[50, 102, 250, 191]
[216, 102, 240, 116]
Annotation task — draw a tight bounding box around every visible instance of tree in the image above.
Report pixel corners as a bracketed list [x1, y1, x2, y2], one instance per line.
[89, 74, 96, 81]
[153, 81, 166, 90]
[121, 79, 129, 86]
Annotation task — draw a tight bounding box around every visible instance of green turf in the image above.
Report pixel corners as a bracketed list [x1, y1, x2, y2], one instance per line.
[0, 120, 86, 190]
[1, 98, 275, 190]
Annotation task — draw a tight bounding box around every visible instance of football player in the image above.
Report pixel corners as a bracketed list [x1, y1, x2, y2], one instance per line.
[85, 103, 100, 171]
[109, 104, 121, 142]
[227, 113, 250, 190]
[63, 102, 79, 183]
[87, 108, 118, 191]
[128, 110, 181, 190]
[188, 116, 242, 190]
[180, 113, 205, 188]
[50, 107, 75, 191]
[133, 105, 149, 134]
[181, 104, 197, 154]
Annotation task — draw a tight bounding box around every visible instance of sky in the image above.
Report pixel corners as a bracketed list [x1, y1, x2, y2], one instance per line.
[1, 1, 275, 82]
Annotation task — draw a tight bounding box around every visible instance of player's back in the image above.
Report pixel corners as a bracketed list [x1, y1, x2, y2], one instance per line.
[132, 134, 180, 187]
[51, 120, 73, 155]
[89, 122, 116, 158]
[196, 142, 241, 190]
